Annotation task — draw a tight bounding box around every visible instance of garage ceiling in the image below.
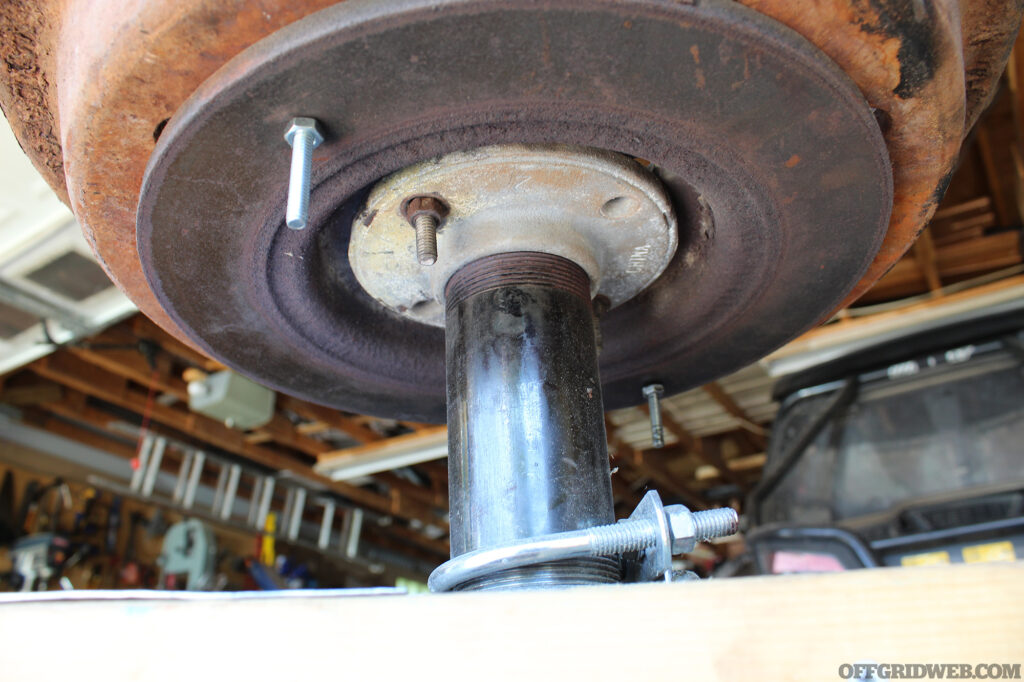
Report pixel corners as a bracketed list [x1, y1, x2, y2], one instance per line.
[0, 116, 136, 375]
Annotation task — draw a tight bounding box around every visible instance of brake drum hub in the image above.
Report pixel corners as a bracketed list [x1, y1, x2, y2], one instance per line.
[351, 145, 678, 325]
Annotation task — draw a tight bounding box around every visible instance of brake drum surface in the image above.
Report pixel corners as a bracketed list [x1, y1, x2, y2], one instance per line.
[137, 0, 892, 422]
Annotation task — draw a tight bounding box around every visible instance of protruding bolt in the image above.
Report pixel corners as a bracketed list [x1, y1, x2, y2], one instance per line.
[583, 504, 738, 557]
[665, 505, 738, 555]
[642, 383, 665, 448]
[692, 507, 739, 542]
[283, 117, 324, 230]
[403, 196, 449, 266]
[413, 214, 439, 265]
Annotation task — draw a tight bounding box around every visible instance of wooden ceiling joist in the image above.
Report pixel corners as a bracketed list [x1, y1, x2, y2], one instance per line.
[911, 227, 943, 294]
[276, 395, 384, 445]
[605, 418, 706, 510]
[638, 403, 751, 494]
[26, 351, 445, 533]
[701, 382, 767, 452]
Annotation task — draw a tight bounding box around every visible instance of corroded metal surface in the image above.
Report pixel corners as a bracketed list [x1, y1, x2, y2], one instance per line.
[0, 1, 64, 202]
[738, 0, 1023, 307]
[350, 144, 678, 327]
[135, 0, 891, 420]
[10, 0, 345, 340]
[0, 0, 1020, 405]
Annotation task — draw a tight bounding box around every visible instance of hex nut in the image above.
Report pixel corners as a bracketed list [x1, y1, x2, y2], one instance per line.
[403, 196, 449, 225]
[664, 505, 698, 555]
[284, 117, 324, 147]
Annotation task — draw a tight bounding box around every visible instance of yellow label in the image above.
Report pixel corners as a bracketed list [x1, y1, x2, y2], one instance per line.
[260, 512, 277, 566]
[962, 541, 1016, 564]
[901, 550, 951, 567]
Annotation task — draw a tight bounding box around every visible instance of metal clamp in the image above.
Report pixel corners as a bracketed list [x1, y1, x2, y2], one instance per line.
[428, 491, 738, 592]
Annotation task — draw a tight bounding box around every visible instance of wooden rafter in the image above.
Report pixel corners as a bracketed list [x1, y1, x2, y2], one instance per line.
[78, 319, 387, 451]
[701, 382, 767, 451]
[317, 425, 446, 464]
[276, 395, 384, 445]
[30, 380, 452, 556]
[911, 227, 943, 294]
[32, 393, 454, 560]
[976, 122, 1016, 227]
[0, 381, 63, 407]
[129, 315, 223, 372]
[605, 417, 706, 510]
[26, 351, 445, 532]
[639, 403, 751, 493]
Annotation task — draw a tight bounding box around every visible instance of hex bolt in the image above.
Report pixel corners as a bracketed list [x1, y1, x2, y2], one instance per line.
[403, 196, 449, 266]
[664, 505, 739, 555]
[283, 117, 324, 230]
[642, 383, 666, 448]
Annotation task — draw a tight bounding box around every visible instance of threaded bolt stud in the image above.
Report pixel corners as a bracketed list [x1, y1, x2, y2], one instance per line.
[403, 196, 449, 267]
[692, 508, 739, 542]
[413, 213, 439, 265]
[642, 383, 665, 448]
[586, 519, 660, 555]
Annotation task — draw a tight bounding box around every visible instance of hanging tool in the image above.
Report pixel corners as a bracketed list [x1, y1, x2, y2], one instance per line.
[157, 519, 217, 591]
[9, 479, 72, 591]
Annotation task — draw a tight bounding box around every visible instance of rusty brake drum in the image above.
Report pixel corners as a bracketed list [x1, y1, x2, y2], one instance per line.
[134, 0, 895, 422]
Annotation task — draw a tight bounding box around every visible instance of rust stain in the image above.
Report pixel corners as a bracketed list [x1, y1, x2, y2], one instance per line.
[690, 45, 705, 88]
[736, 0, 987, 309]
[56, 0, 341, 344]
[0, 0, 1020, 346]
[784, 154, 801, 168]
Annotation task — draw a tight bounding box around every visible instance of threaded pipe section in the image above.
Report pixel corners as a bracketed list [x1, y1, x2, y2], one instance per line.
[453, 557, 621, 592]
[444, 252, 591, 310]
[586, 520, 660, 555]
[413, 214, 438, 265]
[692, 508, 739, 541]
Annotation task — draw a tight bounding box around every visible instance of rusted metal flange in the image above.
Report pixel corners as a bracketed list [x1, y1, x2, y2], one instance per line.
[350, 144, 680, 327]
[135, 0, 891, 421]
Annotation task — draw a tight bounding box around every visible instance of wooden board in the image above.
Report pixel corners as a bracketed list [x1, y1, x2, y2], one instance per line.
[1, 562, 1021, 681]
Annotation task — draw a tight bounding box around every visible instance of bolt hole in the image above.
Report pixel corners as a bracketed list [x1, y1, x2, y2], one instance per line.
[153, 118, 170, 142]
[600, 196, 639, 220]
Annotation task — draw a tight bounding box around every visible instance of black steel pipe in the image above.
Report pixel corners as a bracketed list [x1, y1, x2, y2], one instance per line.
[444, 252, 617, 590]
